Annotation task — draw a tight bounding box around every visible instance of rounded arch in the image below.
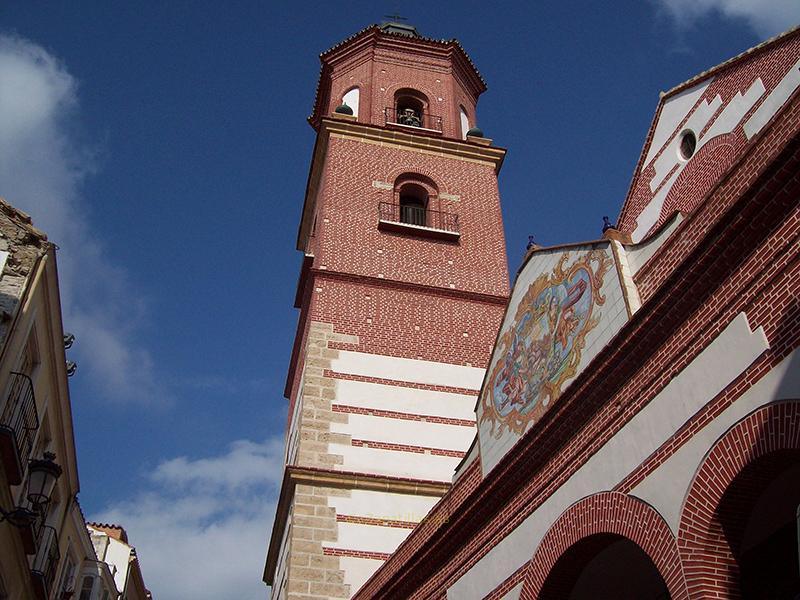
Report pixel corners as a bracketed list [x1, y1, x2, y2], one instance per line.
[521, 492, 687, 600]
[677, 400, 800, 599]
[393, 173, 438, 227]
[341, 86, 360, 118]
[393, 172, 439, 198]
[391, 87, 432, 128]
[384, 164, 451, 197]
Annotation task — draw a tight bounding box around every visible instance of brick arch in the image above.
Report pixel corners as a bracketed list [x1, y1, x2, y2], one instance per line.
[651, 135, 737, 235]
[520, 491, 687, 600]
[676, 400, 800, 599]
[383, 164, 452, 197]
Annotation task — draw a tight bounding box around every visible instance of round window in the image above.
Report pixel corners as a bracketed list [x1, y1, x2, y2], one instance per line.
[679, 130, 697, 160]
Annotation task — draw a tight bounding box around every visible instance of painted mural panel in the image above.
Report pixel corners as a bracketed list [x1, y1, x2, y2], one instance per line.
[478, 244, 627, 475]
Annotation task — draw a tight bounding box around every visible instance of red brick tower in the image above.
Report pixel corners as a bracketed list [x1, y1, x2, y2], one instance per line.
[263, 22, 510, 599]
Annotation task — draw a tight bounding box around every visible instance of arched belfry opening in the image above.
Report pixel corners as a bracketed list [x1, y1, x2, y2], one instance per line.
[393, 88, 428, 128]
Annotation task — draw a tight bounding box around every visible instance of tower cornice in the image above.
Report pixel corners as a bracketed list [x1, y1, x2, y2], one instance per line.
[263, 465, 451, 585]
[296, 117, 506, 251]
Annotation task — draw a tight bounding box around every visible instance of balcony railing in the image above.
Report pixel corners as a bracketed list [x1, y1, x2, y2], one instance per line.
[30, 525, 59, 600]
[384, 107, 443, 132]
[0, 372, 39, 485]
[378, 202, 460, 238]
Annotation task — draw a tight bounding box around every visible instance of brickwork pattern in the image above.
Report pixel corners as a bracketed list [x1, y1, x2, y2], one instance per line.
[618, 33, 800, 238]
[677, 401, 800, 599]
[352, 71, 800, 600]
[332, 404, 476, 427]
[313, 29, 484, 140]
[315, 136, 509, 296]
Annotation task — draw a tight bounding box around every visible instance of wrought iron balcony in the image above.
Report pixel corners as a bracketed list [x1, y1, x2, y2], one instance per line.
[0, 372, 39, 485]
[384, 107, 443, 132]
[378, 202, 460, 239]
[30, 525, 59, 600]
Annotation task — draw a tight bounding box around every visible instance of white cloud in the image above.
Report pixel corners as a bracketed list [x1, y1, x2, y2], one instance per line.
[653, 0, 800, 37]
[0, 34, 166, 403]
[92, 437, 284, 600]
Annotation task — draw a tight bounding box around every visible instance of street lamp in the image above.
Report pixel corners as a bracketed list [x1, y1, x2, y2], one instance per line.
[26, 452, 62, 506]
[0, 452, 62, 528]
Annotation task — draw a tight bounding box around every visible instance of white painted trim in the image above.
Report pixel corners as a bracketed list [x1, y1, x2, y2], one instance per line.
[644, 80, 712, 167]
[500, 582, 524, 600]
[331, 442, 461, 482]
[745, 57, 800, 139]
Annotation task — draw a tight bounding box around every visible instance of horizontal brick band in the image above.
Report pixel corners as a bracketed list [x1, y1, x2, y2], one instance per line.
[336, 514, 418, 529]
[323, 547, 392, 561]
[332, 404, 476, 427]
[351, 438, 466, 458]
[325, 369, 480, 396]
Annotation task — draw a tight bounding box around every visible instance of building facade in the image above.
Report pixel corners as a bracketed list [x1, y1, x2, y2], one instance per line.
[0, 199, 150, 600]
[351, 26, 800, 600]
[88, 523, 151, 600]
[264, 22, 512, 599]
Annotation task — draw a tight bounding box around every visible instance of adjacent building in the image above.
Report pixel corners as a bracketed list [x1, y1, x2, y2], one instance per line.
[266, 21, 800, 600]
[0, 198, 151, 600]
[88, 523, 151, 600]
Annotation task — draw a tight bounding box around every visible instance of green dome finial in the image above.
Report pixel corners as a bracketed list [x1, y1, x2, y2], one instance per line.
[466, 126, 484, 138]
[334, 103, 354, 115]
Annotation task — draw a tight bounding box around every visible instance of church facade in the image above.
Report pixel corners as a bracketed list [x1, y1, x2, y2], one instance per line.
[266, 22, 800, 600]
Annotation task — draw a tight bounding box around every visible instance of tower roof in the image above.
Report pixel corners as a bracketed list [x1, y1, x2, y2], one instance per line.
[379, 20, 421, 37]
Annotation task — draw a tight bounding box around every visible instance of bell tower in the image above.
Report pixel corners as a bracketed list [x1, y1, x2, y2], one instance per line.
[264, 22, 510, 599]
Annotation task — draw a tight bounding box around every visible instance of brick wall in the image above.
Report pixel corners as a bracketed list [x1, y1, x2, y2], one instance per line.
[352, 60, 800, 600]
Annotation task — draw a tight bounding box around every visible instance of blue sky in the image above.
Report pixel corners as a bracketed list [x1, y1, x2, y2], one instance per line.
[0, 1, 796, 598]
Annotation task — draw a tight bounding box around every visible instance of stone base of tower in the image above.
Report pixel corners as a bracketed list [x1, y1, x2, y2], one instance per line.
[271, 473, 449, 599]
[268, 320, 489, 598]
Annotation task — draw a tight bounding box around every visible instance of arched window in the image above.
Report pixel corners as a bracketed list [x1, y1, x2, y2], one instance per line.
[399, 183, 428, 226]
[460, 107, 470, 140]
[394, 89, 428, 128]
[342, 87, 359, 118]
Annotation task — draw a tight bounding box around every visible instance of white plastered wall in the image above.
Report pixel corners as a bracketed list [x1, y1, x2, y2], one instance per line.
[335, 379, 476, 420]
[744, 56, 800, 139]
[449, 312, 775, 599]
[328, 490, 440, 595]
[329, 441, 462, 481]
[330, 351, 485, 390]
[339, 557, 385, 596]
[331, 414, 474, 452]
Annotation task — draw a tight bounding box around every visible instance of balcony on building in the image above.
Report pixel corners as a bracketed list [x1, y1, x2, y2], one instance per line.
[384, 106, 443, 134]
[30, 525, 59, 600]
[378, 201, 460, 240]
[0, 372, 39, 486]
